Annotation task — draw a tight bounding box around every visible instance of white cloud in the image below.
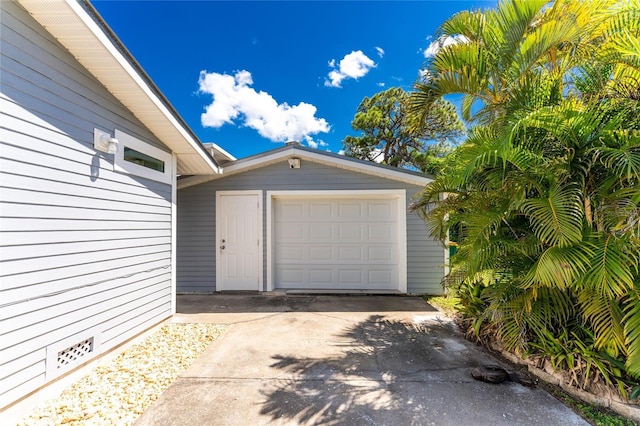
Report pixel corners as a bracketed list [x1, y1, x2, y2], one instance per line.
[324, 50, 376, 88]
[303, 135, 328, 149]
[418, 68, 431, 81]
[199, 70, 330, 142]
[338, 149, 345, 156]
[371, 148, 385, 163]
[423, 34, 469, 58]
[377, 82, 386, 87]
[375, 46, 385, 58]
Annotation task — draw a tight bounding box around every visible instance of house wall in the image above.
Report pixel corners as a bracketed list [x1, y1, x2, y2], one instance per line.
[0, 1, 174, 409]
[177, 160, 445, 295]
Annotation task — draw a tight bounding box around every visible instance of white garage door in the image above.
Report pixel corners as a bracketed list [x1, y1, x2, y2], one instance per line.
[273, 195, 403, 291]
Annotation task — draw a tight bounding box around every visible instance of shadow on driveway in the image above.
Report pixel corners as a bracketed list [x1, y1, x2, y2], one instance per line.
[259, 316, 470, 424]
[136, 295, 587, 426]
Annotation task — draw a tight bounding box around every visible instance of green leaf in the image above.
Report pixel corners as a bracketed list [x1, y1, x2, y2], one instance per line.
[578, 288, 626, 356]
[623, 290, 640, 377]
[580, 234, 638, 298]
[523, 243, 593, 289]
[520, 182, 584, 247]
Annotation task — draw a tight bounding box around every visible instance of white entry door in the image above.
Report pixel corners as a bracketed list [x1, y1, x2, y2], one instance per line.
[217, 192, 262, 291]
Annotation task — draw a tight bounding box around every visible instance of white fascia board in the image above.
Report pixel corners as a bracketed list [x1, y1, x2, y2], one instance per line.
[203, 143, 237, 162]
[295, 148, 432, 186]
[178, 147, 432, 189]
[19, 0, 218, 175]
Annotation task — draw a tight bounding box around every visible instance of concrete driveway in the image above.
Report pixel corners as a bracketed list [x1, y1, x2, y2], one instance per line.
[135, 294, 587, 426]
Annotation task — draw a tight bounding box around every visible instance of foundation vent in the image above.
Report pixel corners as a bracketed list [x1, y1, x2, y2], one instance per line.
[57, 338, 94, 369]
[46, 329, 101, 379]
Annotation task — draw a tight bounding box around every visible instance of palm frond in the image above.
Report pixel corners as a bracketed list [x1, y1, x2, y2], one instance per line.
[580, 234, 639, 298]
[439, 9, 486, 41]
[523, 243, 593, 289]
[592, 141, 640, 183]
[514, 16, 581, 78]
[520, 182, 584, 247]
[622, 288, 640, 377]
[487, 0, 548, 76]
[578, 288, 626, 356]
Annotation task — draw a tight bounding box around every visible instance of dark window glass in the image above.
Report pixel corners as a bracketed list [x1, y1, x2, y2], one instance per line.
[123, 147, 165, 172]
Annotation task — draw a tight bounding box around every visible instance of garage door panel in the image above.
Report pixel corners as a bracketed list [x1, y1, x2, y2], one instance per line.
[368, 223, 394, 241]
[277, 224, 305, 241]
[273, 197, 401, 291]
[309, 269, 333, 283]
[309, 223, 333, 240]
[338, 224, 363, 240]
[338, 202, 362, 218]
[338, 246, 362, 261]
[280, 268, 304, 284]
[277, 202, 304, 219]
[368, 202, 394, 218]
[275, 265, 399, 289]
[339, 269, 362, 283]
[309, 245, 332, 261]
[369, 269, 394, 285]
[277, 245, 305, 261]
[309, 202, 333, 218]
[369, 246, 394, 262]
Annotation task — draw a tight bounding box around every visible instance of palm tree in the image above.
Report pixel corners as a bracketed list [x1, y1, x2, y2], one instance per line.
[410, 0, 640, 390]
[412, 0, 608, 124]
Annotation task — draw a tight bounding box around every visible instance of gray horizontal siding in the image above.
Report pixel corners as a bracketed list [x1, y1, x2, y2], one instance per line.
[176, 187, 216, 292]
[177, 160, 445, 295]
[0, 1, 173, 409]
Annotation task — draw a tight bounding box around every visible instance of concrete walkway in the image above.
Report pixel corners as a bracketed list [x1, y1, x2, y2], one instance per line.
[135, 294, 587, 426]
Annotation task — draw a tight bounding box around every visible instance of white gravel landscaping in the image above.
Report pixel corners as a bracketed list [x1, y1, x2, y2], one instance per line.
[17, 323, 226, 426]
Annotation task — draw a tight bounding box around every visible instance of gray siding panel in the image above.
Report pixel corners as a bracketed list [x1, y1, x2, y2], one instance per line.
[177, 160, 445, 295]
[176, 186, 216, 292]
[0, 2, 173, 409]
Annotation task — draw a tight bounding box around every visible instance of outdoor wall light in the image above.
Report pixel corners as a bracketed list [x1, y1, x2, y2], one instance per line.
[94, 128, 119, 154]
[288, 157, 301, 169]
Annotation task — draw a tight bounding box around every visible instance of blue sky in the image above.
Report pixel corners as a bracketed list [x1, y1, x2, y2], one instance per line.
[93, 1, 494, 159]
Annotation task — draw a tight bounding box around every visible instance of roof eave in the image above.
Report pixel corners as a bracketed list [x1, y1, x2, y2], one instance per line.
[178, 146, 433, 190]
[18, 0, 219, 175]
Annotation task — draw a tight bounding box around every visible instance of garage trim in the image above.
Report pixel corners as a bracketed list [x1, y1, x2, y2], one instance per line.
[266, 190, 407, 292]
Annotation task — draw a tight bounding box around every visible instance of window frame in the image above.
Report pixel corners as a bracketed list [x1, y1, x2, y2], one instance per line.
[114, 129, 173, 184]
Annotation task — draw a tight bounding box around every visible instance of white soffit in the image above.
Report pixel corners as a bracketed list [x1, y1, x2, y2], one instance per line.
[18, 0, 218, 175]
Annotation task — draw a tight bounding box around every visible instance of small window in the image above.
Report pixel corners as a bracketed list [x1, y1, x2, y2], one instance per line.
[114, 130, 173, 184]
[124, 147, 165, 172]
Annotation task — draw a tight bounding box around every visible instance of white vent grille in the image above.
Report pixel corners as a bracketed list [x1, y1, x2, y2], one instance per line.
[57, 338, 94, 369]
[46, 329, 101, 379]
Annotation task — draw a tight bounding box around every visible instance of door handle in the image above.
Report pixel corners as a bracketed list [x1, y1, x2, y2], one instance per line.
[220, 245, 225, 250]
